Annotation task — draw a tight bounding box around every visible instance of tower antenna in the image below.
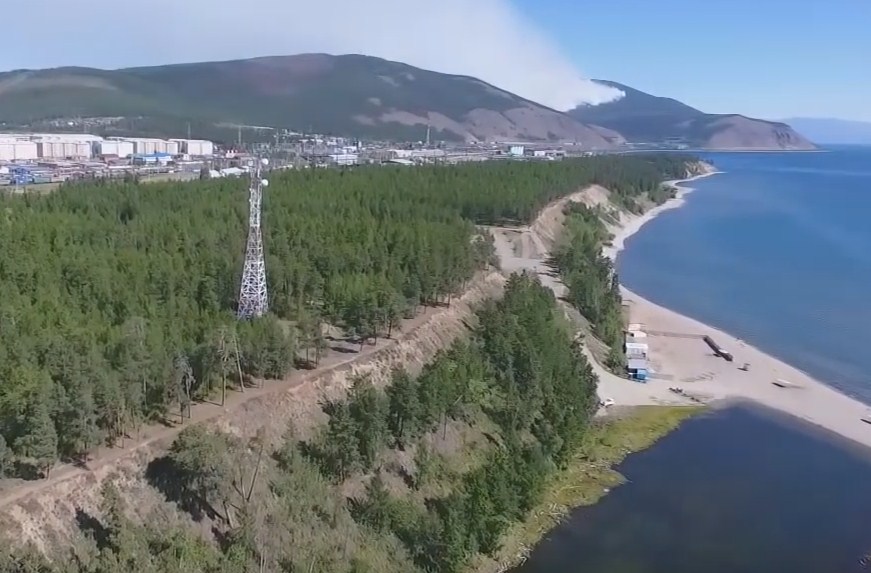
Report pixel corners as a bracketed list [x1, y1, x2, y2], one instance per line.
[237, 158, 270, 319]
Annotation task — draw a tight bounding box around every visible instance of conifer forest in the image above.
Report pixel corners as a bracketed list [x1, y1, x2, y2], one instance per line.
[0, 154, 697, 572]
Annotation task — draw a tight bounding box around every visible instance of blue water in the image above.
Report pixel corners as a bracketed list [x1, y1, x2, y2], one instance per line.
[618, 146, 871, 403]
[512, 406, 871, 573]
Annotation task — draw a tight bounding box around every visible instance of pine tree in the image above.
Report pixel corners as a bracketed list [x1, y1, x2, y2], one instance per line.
[348, 377, 388, 470]
[387, 368, 420, 445]
[15, 400, 58, 478]
[0, 434, 10, 478]
[320, 401, 360, 480]
[62, 383, 101, 460]
[354, 472, 393, 532]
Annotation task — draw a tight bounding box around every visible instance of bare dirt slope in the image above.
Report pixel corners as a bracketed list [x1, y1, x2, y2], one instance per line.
[487, 186, 690, 409]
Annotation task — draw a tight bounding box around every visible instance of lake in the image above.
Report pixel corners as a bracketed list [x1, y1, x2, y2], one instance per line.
[512, 406, 871, 573]
[618, 147, 871, 403]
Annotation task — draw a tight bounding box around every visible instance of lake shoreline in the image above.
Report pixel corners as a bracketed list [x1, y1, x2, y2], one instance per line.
[597, 168, 871, 453]
[473, 405, 703, 573]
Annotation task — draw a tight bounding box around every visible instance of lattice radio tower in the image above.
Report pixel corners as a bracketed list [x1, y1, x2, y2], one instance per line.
[237, 158, 270, 319]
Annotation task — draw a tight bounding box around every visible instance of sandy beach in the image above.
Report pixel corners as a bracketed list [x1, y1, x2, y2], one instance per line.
[598, 172, 871, 451]
[490, 169, 871, 451]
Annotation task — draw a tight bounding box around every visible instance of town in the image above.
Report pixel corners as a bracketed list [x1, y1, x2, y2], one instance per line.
[0, 129, 592, 190]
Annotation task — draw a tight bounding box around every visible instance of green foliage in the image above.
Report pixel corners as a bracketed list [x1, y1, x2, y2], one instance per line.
[347, 378, 389, 471]
[314, 274, 598, 572]
[350, 472, 394, 533]
[0, 55, 599, 143]
[552, 203, 626, 364]
[0, 155, 691, 476]
[0, 434, 10, 478]
[313, 400, 361, 481]
[386, 368, 421, 447]
[0, 155, 698, 573]
[412, 442, 435, 490]
[235, 317, 294, 379]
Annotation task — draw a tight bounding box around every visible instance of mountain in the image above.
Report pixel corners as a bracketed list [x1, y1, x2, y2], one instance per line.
[569, 80, 816, 150]
[781, 118, 871, 145]
[0, 54, 618, 146]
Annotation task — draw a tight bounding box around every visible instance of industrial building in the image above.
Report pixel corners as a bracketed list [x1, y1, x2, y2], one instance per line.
[170, 139, 214, 156]
[327, 153, 358, 166]
[0, 133, 214, 161]
[0, 138, 38, 161]
[35, 138, 92, 159]
[95, 140, 135, 158]
[122, 137, 180, 156]
[131, 152, 174, 166]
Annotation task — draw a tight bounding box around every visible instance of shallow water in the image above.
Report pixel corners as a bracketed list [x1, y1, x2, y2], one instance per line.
[511, 406, 871, 573]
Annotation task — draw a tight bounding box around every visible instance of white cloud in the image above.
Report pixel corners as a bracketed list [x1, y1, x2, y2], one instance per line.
[3, 0, 622, 110]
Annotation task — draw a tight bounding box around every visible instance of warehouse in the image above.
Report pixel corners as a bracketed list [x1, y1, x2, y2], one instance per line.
[35, 139, 92, 159]
[96, 140, 135, 158]
[0, 138, 38, 161]
[31, 134, 100, 159]
[170, 139, 214, 156]
[123, 138, 180, 155]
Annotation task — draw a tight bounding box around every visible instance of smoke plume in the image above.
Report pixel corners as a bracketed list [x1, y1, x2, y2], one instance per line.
[3, 0, 623, 110]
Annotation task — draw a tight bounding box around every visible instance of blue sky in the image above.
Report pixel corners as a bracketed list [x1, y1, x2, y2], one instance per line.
[515, 0, 871, 121]
[2, 0, 868, 121]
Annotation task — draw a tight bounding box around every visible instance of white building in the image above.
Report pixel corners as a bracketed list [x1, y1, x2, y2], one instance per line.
[95, 140, 135, 158]
[219, 167, 246, 177]
[328, 153, 358, 166]
[0, 139, 38, 161]
[624, 342, 649, 359]
[35, 140, 92, 159]
[509, 145, 525, 157]
[42, 134, 99, 159]
[123, 138, 180, 155]
[170, 139, 214, 156]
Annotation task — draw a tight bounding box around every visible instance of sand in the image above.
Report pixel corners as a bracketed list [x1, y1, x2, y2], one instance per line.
[492, 172, 871, 450]
[607, 174, 871, 450]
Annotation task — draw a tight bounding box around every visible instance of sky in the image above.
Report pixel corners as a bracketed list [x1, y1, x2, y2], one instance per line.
[2, 0, 869, 121]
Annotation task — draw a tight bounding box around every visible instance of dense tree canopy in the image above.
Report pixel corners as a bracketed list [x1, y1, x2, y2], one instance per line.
[313, 274, 599, 572]
[0, 154, 694, 476]
[0, 273, 600, 573]
[0, 153, 700, 572]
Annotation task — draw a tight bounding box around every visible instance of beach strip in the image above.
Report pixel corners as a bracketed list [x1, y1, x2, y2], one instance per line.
[601, 171, 871, 450]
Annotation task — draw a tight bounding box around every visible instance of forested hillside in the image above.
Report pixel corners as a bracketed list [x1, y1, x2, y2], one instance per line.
[0, 155, 694, 481]
[0, 54, 615, 145]
[1, 275, 600, 573]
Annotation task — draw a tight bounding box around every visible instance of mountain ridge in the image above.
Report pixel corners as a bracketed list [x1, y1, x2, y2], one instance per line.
[570, 80, 815, 150]
[0, 54, 811, 150]
[0, 54, 617, 146]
